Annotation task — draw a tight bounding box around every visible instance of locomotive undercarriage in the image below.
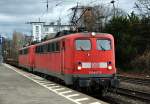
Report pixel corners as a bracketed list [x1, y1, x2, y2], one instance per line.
[72, 75, 119, 94]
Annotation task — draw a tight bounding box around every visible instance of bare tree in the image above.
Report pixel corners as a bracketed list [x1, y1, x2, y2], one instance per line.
[69, 4, 127, 32]
[93, 5, 112, 32]
[91, 5, 126, 32]
[135, 0, 150, 17]
[70, 4, 113, 32]
[12, 31, 25, 60]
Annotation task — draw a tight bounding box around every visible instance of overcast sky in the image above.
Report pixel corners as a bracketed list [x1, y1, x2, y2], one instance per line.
[0, 0, 136, 38]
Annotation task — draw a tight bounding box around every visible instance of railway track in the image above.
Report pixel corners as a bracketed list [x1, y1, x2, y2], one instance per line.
[118, 75, 150, 86]
[45, 74, 150, 103]
[44, 74, 150, 103]
[115, 87, 150, 102]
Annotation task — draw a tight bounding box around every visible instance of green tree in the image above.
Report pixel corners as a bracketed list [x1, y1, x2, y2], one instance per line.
[104, 12, 143, 69]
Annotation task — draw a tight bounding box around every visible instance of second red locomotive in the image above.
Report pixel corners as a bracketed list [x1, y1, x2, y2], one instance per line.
[19, 32, 119, 91]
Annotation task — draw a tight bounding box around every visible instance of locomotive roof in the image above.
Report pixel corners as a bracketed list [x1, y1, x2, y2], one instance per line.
[19, 45, 35, 50]
[36, 32, 113, 45]
[20, 32, 113, 49]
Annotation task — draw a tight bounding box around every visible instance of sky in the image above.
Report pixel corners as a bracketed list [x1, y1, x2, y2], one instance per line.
[0, 0, 136, 38]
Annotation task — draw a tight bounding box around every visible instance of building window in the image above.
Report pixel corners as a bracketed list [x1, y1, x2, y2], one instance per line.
[45, 27, 49, 32]
[36, 26, 39, 34]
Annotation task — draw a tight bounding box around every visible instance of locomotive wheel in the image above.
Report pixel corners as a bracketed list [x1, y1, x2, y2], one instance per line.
[73, 79, 80, 91]
[29, 68, 33, 73]
[100, 87, 108, 97]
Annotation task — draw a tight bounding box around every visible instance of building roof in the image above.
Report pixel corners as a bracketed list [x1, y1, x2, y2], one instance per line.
[27, 22, 45, 24]
[43, 24, 73, 27]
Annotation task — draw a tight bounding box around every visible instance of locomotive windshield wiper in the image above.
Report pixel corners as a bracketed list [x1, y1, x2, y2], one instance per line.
[80, 46, 85, 51]
[99, 44, 106, 51]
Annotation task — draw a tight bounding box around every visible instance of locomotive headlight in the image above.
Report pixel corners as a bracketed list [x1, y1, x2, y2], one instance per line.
[91, 32, 96, 36]
[108, 66, 112, 70]
[77, 66, 82, 70]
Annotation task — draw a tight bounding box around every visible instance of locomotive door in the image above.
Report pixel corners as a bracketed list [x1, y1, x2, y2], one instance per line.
[61, 40, 65, 74]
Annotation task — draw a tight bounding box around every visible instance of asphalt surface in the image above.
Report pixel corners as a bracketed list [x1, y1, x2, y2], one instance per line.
[0, 64, 75, 104]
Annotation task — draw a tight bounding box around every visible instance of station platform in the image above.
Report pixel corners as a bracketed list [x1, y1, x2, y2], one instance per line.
[0, 63, 107, 104]
[0, 64, 75, 104]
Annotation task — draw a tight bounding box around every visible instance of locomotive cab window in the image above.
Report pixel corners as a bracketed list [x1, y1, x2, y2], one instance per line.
[76, 40, 91, 51]
[97, 39, 111, 51]
[24, 48, 28, 54]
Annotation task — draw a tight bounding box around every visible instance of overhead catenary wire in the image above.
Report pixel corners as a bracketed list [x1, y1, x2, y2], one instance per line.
[38, 0, 120, 25]
[38, 0, 64, 22]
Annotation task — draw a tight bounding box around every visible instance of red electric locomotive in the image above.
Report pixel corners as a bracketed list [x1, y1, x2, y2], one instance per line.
[19, 45, 35, 71]
[19, 32, 119, 91]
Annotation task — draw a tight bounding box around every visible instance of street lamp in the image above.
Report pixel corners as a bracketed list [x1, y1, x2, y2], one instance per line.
[111, 0, 116, 18]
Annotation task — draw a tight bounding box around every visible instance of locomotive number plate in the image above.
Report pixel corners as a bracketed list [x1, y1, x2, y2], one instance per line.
[91, 63, 99, 68]
[81, 62, 108, 68]
[82, 62, 91, 68]
[99, 62, 107, 68]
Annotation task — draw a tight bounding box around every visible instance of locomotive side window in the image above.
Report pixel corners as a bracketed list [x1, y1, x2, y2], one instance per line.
[48, 43, 52, 52]
[47, 42, 60, 52]
[35, 46, 39, 53]
[35, 42, 60, 54]
[55, 42, 60, 51]
[35, 46, 42, 53]
[40, 46, 43, 53]
[19, 50, 22, 54]
[97, 39, 111, 51]
[51, 42, 55, 51]
[76, 40, 91, 50]
[48, 43, 55, 52]
[20, 48, 28, 55]
[62, 41, 65, 50]
[24, 48, 28, 54]
[43, 45, 48, 53]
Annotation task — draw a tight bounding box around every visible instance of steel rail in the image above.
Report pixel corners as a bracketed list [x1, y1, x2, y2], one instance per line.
[118, 75, 150, 86]
[116, 87, 150, 102]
